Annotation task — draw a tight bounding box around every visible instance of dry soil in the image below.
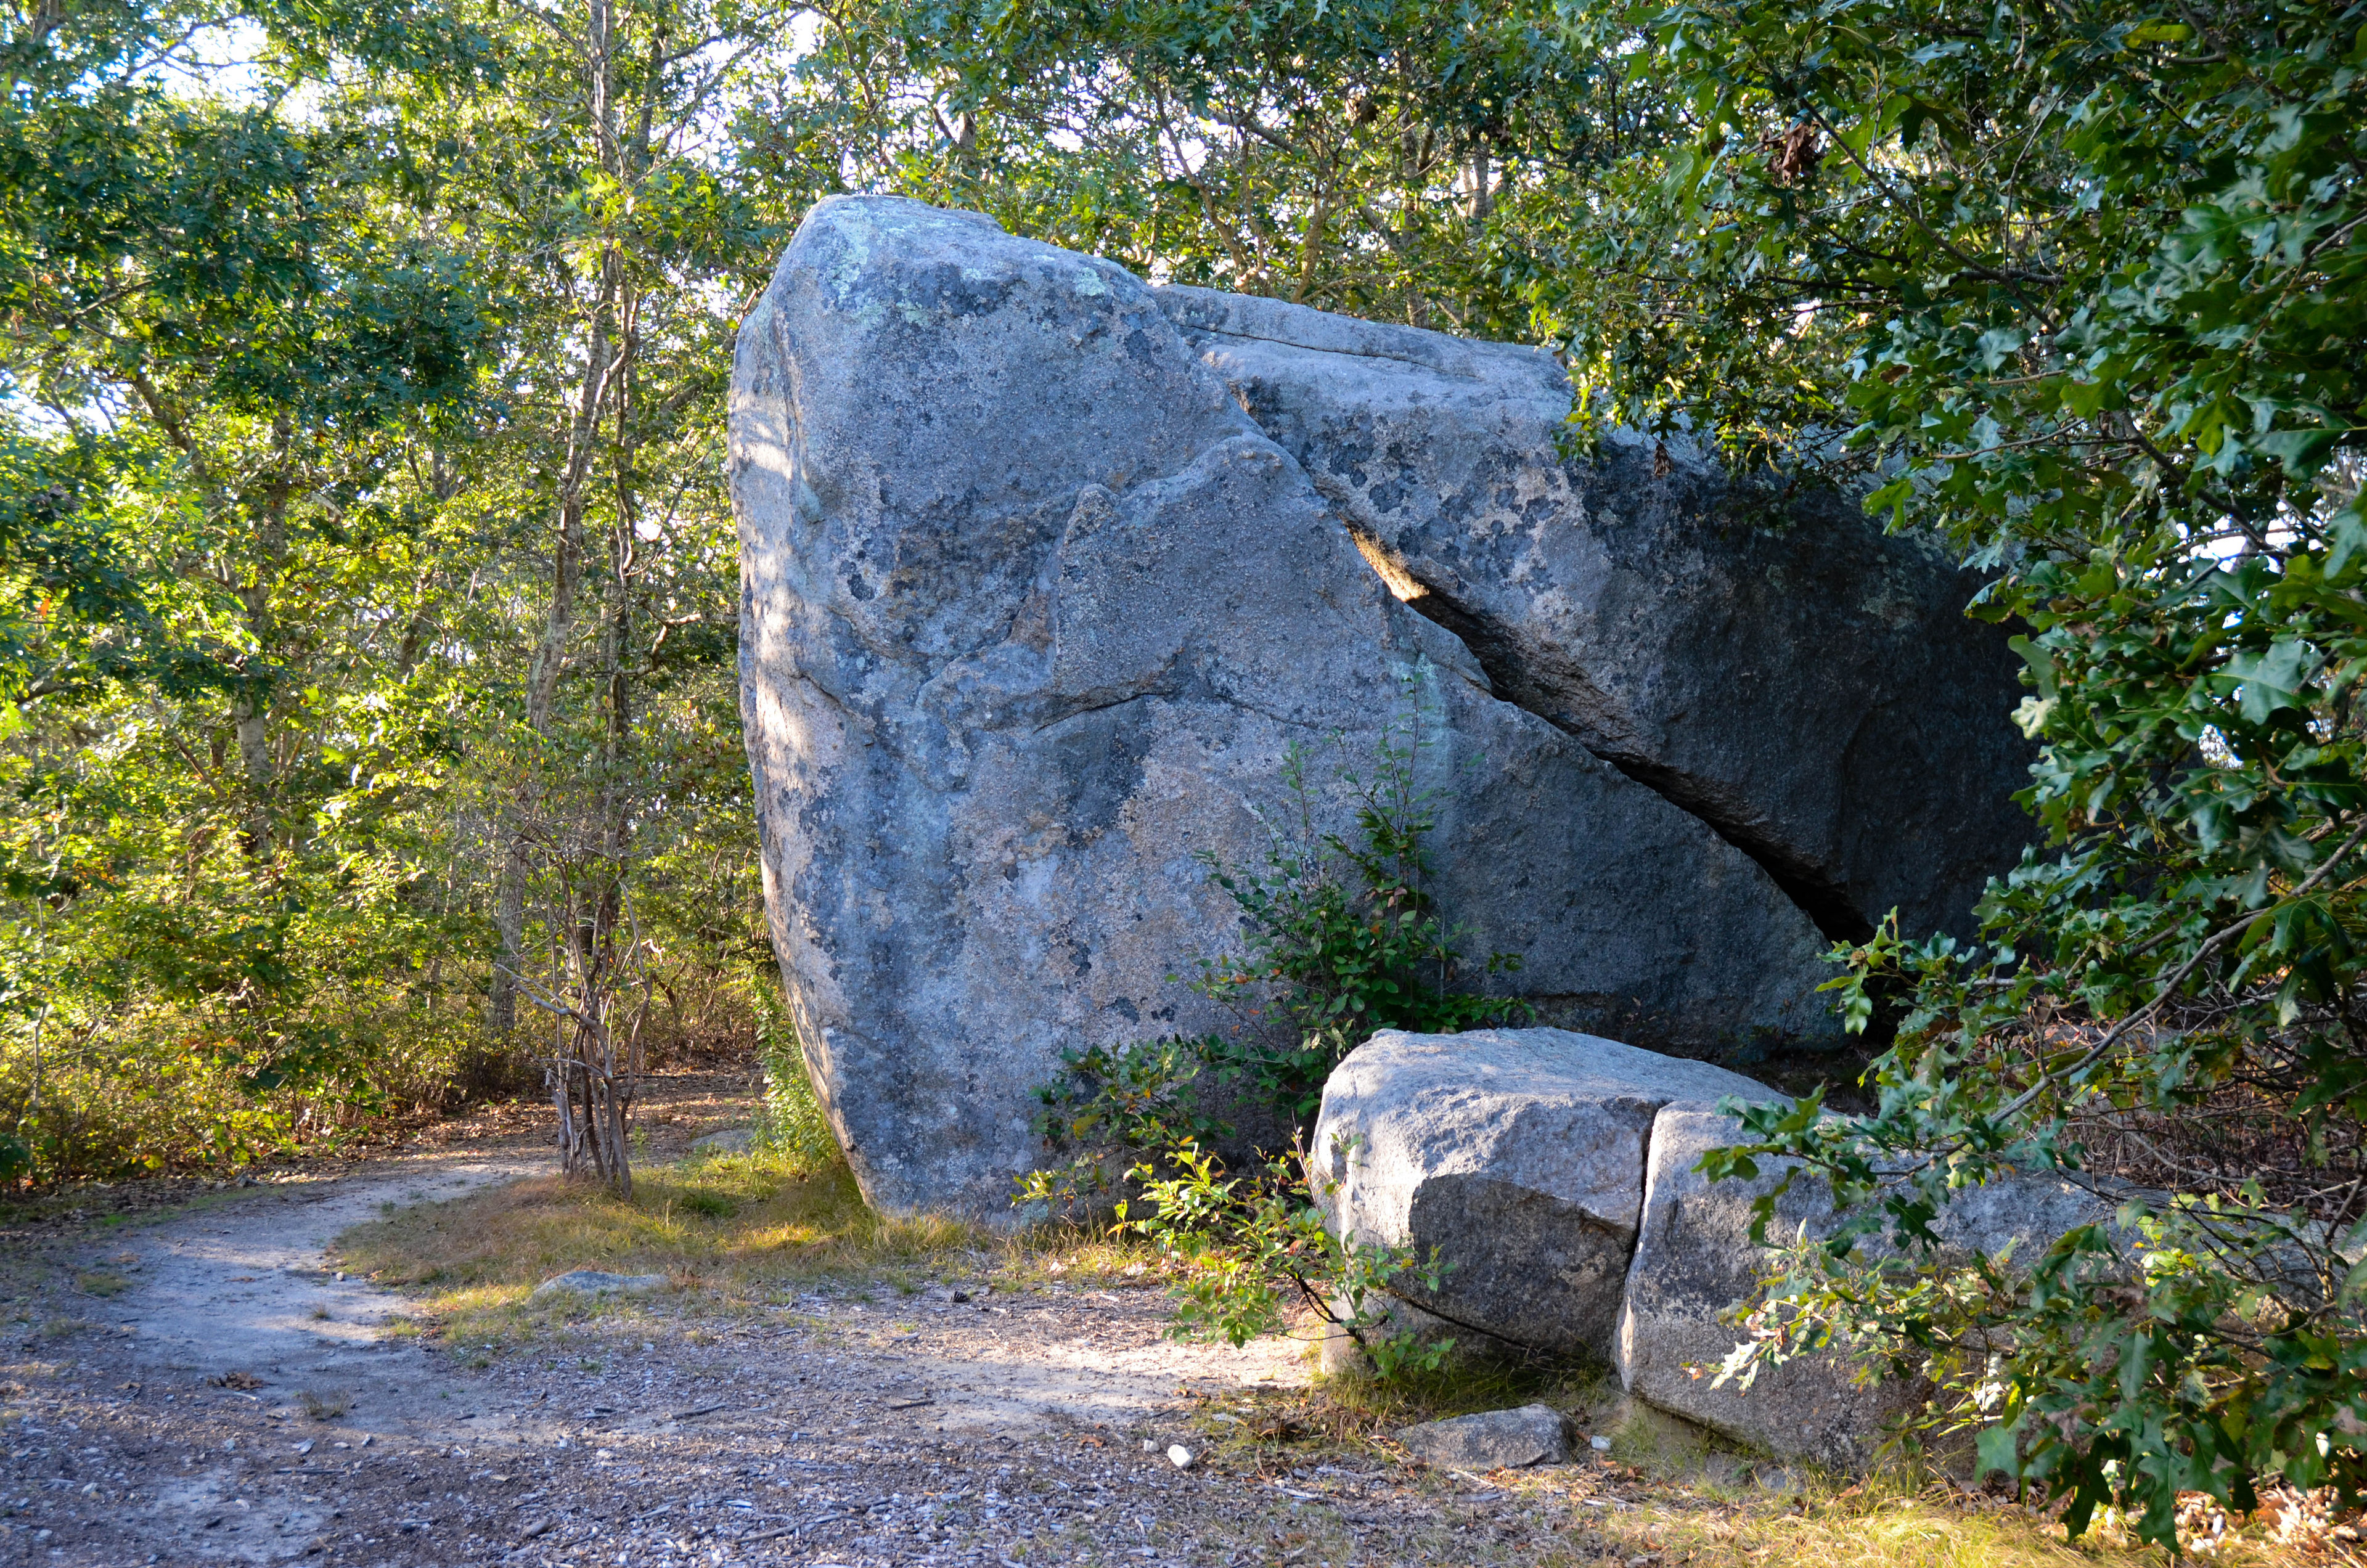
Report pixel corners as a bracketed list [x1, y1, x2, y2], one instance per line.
[0, 1077, 1637, 1568]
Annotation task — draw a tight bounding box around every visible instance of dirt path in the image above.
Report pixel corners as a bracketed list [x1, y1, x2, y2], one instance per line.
[125, 1158, 536, 1402]
[0, 1083, 1607, 1568]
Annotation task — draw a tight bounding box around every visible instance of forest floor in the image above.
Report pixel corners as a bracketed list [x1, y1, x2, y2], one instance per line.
[0, 1070, 2335, 1568]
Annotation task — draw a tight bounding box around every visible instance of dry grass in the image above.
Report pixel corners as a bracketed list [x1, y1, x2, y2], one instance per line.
[997, 1220, 1165, 1286]
[1178, 1356, 2357, 1568]
[1587, 1424, 2365, 1568]
[330, 1148, 994, 1342]
[1629, 1479, 2125, 1568]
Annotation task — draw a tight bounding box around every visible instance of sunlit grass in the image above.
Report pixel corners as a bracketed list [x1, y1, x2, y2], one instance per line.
[997, 1219, 1164, 1288]
[330, 1148, 992, 1342]
[1624, 1479, 2144, 1568]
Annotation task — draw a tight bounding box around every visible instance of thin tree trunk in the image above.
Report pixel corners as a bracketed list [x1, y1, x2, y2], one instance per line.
[489, 250, 623, 1053]
[507, 0, 659, 1194]
[490, 846, 527, 1043]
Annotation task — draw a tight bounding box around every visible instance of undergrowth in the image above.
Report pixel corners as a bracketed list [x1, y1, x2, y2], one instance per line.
[1182, 1368, 2241, 1568]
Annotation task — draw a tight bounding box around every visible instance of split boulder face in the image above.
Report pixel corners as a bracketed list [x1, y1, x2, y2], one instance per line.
[1617, 1105, 2120, 1468]
[1310, 1028, 1778, 1360]
[732, 197, 1837, 1222]
[1159, 287, 2036, 942]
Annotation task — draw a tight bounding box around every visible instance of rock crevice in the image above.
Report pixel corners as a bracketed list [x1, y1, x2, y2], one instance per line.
[1331, 503, 1878, 941]
[1158, 282, 2036, 945]
[1315, 1029, 2124, 1471]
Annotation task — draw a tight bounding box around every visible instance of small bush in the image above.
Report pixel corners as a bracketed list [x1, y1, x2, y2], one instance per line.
[679, 1187, 737, 1219]
[748, 978, 840, 1170]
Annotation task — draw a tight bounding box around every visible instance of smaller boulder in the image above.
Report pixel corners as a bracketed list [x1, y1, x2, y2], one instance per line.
[1312, 1028, 1778, 1358]
[529, 1270, 669, 1303]
[1397, 1404, 1571, 1469]
[689, 1128, 756, 1157]
[1617, 1104, 2120, 1468]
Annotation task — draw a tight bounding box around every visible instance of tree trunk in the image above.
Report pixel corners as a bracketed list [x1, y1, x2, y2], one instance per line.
[488, 250, 621, 1056]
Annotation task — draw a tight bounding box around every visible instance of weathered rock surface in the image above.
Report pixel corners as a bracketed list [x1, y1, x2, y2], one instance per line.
[1617, 1105, 2118, 1467]
[1159, 287, 2035, 942]
[1397, 1403, 1572, 1469]
[1310, 1028, 1777, 1360]
[733, 197, 1842, 1219]
[530, 1270, 669, 1303]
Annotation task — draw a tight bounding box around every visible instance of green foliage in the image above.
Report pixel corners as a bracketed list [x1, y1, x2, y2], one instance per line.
[1523, 0, 2367, 1545]
[1025, 1035, 1229, 1198]
[1190, 698, 1531, 1124]
[750, 0, 1629, 333]
[750, 973, 843, 1172]
[1114, 1136, 1455, 1378]
[0, 0, 790, 1182]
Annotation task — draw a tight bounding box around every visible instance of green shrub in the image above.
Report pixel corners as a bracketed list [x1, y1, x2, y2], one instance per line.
[1117, 1137, 1455, 1376]
[749, 971, 841, 1172]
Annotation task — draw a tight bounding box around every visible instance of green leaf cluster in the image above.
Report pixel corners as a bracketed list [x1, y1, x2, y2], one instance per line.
[1110, 1136, 1455, 1376]
[0, 0, 799, 1180]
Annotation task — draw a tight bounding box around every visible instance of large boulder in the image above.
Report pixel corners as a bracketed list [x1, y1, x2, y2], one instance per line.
[1158, 287, 2035, 942]
[1617, 1105, 2119, 1468]
[1310, 1028, 1778, 1360]
[733, 199, 1844, 1220]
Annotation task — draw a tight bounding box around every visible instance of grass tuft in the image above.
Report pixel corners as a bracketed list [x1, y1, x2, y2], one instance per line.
[298, 1389, 350, 1421]
[1316, 1350, 1611, 1432]
[999, 1221, 1164, 1288]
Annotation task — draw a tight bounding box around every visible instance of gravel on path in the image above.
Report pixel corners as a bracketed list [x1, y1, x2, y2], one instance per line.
[0, 1100, 1621, 1568]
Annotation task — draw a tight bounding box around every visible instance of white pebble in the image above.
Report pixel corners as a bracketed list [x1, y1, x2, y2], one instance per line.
[1166, 1444, 1195, 1470]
